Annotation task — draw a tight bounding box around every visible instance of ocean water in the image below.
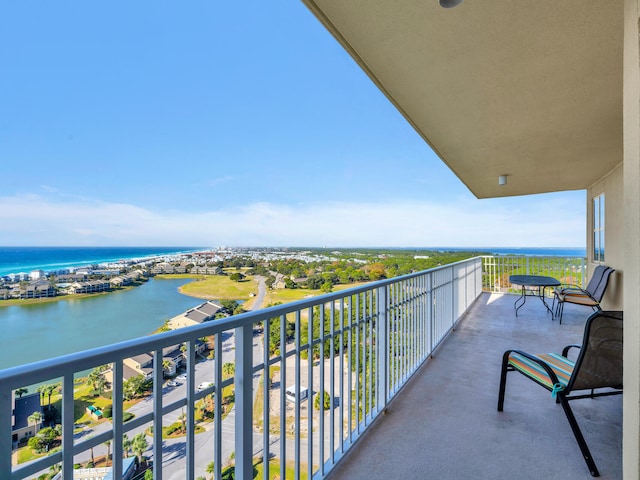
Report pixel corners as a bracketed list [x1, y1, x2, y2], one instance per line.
[0, 246, 203, 277]
[447, 247, 586, 257]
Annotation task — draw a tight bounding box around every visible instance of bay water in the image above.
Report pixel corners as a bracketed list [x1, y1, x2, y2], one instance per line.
[0, 278, 202, 371]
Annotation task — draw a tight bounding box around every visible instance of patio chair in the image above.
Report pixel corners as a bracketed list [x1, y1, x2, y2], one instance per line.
[497, 310, 623, 477]
[553, 265, 614, 323]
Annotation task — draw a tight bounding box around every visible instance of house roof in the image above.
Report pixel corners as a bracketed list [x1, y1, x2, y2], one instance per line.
[12, 392, 42, 430]
[301, 0, 623, 198]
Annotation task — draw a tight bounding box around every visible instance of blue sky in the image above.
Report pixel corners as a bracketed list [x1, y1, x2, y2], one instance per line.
[0, 2, 585, 248]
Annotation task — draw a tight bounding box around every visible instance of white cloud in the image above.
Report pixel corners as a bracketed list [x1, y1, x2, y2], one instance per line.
[0, 193, 585, 247]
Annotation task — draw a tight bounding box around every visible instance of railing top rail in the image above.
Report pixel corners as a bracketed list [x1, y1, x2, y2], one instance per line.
[0, 257, 482, 389]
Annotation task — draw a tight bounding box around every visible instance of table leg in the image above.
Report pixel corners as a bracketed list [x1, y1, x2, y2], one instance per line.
[514, 285, 526, 316]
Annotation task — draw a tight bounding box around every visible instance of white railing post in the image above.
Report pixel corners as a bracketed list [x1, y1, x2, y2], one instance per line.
[376, 285, 388, 412]
[235, 323, 254, 480]
[112, 360, 123, 480]
[153, 349, 163, 480]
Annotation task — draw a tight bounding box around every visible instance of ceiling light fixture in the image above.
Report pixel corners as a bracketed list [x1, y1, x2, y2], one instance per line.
[439, 0, 464, 8]
[498, 175, 508, 186]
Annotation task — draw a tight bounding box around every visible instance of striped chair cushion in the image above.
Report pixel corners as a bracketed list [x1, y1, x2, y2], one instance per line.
[508, 352, 575, 390]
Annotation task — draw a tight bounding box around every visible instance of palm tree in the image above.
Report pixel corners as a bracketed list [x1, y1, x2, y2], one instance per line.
[42, 383, 59, 410]
[105, 439, 111, 465]
[27, 411, 42, 427]
[87, 368, 107, 395]
[14, 387, 28, 398]
[36, 385, 47, 402]
[131, 433, 148, 463]
[162, 359, 173, 377]
[123, 434, 132, 458]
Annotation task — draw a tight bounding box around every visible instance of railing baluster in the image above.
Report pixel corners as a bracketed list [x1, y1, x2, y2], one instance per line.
[235, 324, 253, 480]
[153, 349, 163, 480]
[112, 360, 123, 480]
[186, 340, 195, 479]
[62, 373, 74, 479]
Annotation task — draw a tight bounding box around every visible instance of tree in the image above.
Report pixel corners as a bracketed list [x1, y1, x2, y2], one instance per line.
[320, 281, 333, 293]
[222, 362, 235, 379]
[178, 409, 187, 435]
[123, 434, 132, 458]
[206, 461, 215, 479]
[41, 383, 60, 409]
[87, 369, 107, 395]
[162, 359, 173, 377]
[220, 299, 239, 312]
[131, 433, 149, 463]
[145, 470, 154, 480]
[229, 272, 244, 282]
[14, 387, 28, 398]
[314, 391, 331, 411]
[28, 411, 42, 427]
[123, 374, 148, 400]
[105, 439, 111, 465]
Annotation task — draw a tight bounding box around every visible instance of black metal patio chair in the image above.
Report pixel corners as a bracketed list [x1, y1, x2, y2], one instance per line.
[497, 310, 623, 477]
[552, 265, 614, 323]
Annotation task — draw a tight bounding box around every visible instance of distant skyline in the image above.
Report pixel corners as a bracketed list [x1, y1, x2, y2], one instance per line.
[0, 2, 585, 248]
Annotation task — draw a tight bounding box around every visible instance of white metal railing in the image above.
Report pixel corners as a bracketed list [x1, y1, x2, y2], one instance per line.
[0, 257, 483, 480]
[482, 255, 586, 294]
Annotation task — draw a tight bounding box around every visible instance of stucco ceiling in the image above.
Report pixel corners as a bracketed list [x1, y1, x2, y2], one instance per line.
[302, 1, 623, 198]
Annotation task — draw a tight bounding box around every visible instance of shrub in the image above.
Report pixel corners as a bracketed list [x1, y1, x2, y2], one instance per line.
[103, 404, 113, 418]
[314, 391, 331, 411]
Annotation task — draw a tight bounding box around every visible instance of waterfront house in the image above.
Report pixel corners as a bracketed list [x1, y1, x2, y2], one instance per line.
[19, 282, 56, 299]
[11, 392, 42, 445]
[168, 301, 222, 329]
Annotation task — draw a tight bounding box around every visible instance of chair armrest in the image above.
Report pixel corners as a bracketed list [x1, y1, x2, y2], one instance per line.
[557, 286, 589, 296]
[562, 344, 581, 358]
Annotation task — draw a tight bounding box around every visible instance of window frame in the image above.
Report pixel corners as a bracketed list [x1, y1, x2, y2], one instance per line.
[593, 193, 605, 263]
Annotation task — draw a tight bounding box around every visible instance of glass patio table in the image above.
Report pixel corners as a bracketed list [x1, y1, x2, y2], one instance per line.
[509, 274, 561, 316]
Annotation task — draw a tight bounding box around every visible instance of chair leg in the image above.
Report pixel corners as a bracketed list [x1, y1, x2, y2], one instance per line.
[557, 301, 564, 324]
[558, 396, 600, 477]
[497, 351, 511, 411]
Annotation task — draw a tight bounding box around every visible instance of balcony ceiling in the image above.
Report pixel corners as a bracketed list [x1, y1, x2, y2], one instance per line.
[302, 1, 623, 198]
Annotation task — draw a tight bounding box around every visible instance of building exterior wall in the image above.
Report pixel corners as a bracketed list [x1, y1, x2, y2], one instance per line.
[623, 0, 640, 476]
[587, 163, 624, 310]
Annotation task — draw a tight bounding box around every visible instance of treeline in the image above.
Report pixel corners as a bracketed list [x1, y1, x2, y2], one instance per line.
[247, 249, 488, 292]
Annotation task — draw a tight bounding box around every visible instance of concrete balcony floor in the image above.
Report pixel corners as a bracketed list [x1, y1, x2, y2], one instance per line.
[327, 293, 622, 480]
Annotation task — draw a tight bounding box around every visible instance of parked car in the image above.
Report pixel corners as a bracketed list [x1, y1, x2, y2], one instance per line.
[197, 381, 214, 391]
[176, 373, 187, 381]
[166, 380, 180, 387]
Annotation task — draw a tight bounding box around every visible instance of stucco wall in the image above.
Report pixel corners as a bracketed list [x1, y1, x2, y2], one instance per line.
[587, 163, 624, 310]
[623, 0, 640, 476]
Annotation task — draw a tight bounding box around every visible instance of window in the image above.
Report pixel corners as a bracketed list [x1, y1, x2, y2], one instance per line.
[593, 194, 605, 262]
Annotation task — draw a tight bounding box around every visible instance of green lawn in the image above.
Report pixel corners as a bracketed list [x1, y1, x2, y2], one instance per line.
[265, 282, 368, 306]
[176, 274, 258, 300]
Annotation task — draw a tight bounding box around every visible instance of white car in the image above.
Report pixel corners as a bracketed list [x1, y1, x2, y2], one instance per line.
[197, 381, 214, 391]
[166, 380, 180, 387]
[176, 373, 187, 381]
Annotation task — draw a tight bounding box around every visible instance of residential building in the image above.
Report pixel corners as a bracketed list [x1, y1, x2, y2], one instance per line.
[169, 301, 222, 329]
[11, 392, 42, 445]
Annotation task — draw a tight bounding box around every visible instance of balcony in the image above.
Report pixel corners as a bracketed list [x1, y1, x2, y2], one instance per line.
[0, 256, 620, 479]
[325, 292, 622, 480]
